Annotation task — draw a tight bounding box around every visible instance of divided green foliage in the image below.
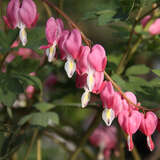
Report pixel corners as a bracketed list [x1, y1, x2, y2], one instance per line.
[18, 112, 59, 127]
[25, 27, 46, 54]
[7, 57, 40, 74]
[15, 73, 43, 92]
[125, 64, 150, 76]
[34, 102, 55, 113]
[83, 0, 119, 25]
[0, 71, 42, 107]
[0, 29, 18, 54]
[152, 69, 160, 77]
[0, 73, 23, 106]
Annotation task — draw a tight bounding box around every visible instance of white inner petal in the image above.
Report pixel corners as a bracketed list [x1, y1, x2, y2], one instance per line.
[87, 69, 95, 92]
[127, 135, 131, 151]
[147, 136, 153, 151]
[19, 27, 27, 46]
[46, 42, 57, 62]
[81, 89, 90, 108]
[102, 108, 115, 126]
[64, 57, 76, 78]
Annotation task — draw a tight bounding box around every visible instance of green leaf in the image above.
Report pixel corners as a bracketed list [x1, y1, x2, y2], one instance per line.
[34, 102, 55, 113]
[8, 57, 40, 74]
[0, 29, 18, 54]
[25, 27, 46, 54]
[98, 10, 116, 25]
[18, 112, 59, 127]
[18, 114, 32, 126]
[152, 69, 160, 77]
[15, 73, 43, 92]
[111, 74, 127, 90]
[0, 74, 23, 106]
[125, 64, 150, 76]
[126, 76, 148, 93]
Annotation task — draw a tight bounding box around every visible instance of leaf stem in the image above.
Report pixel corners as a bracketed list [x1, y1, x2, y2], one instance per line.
[37, 138, 42, 160]
[24, 129, 39, 160]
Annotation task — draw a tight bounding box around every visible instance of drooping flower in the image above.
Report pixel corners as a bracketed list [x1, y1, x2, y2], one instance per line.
[149, 18, 160, 35]
[86, 44, 107, 92]
[140, 112, 158, 151]
[118, 110, 141, 151]
[40, 17, 64, 62]
[100, 81, 123, 126]
[100, 81, 115, 108]
[3, 0, 39, 46]
[59, 29, 82, 78]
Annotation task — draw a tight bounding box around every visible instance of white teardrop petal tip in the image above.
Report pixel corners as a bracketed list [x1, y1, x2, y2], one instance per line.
[19, 28, 27, 46]
[102, 108, 115, 126]
[87, 71, 95, 92]
[64, 57, 76, 78]
[81, 90, 90, 108]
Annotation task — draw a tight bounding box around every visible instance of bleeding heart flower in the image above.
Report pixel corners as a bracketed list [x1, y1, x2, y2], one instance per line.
[86, 44, 107, 92]
[118, 110, 141, 151]
[87, 44, 107, 72]
[122, 92, 138, 111]
[40, 17, 64, 62]
[59, 29, 82, 78]
[149, 18, 160, 35]
[3, 0, 38, 46]
[100, 81, 115, 108]
[140, 112, 158, 151]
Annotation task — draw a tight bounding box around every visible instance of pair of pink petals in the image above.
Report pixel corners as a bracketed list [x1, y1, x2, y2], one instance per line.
[76, 45, 107, 75]
[3, 0, 38, 29]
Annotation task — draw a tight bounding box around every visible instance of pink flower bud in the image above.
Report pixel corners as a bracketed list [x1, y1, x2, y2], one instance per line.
[140, 112, 158, 151]
[141, 15, 151, 28]
[149, 18, 160, 35]
[122, 92, 137, 111]
[25, 85, 35, 99]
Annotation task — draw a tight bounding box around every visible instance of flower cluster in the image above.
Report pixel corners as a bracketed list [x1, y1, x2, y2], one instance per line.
[40, 17, 107, 108]
[100, 81, 158, 151]
[40, 17, 159, 152]
[4, 0, 160, 153]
